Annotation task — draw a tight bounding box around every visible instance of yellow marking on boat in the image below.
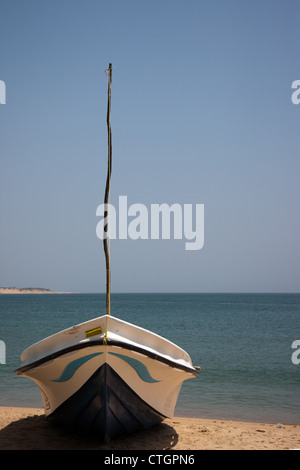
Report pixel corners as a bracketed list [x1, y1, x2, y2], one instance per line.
[85, 326, 102, 338]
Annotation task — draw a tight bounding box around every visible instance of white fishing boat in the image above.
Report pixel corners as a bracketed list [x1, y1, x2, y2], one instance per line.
[15, 314, 199, 439]
[15, 64, 199, 440]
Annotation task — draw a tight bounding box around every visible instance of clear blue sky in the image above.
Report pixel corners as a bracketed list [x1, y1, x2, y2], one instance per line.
[0, 0, 299, 293]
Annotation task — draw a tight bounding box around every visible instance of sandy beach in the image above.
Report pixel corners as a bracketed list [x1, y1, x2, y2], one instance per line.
[0, 407, 299, 450]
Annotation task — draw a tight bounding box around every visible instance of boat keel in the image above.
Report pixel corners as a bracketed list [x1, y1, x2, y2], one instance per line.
[48, 363, 164, 439]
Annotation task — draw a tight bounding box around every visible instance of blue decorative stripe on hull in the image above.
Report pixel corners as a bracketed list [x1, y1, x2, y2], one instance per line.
[48, 363, 164, 439]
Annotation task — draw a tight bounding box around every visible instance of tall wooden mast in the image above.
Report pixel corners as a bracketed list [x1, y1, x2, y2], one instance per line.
[104, 63, 112, 316]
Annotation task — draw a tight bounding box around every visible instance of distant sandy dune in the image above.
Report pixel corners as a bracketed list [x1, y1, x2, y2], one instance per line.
[0, 287, 70, 294]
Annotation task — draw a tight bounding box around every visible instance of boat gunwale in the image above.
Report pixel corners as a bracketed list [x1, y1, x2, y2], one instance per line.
[14, 337, 199, 377]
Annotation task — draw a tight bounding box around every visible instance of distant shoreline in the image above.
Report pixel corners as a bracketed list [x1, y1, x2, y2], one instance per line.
[0, 288, 71, 295]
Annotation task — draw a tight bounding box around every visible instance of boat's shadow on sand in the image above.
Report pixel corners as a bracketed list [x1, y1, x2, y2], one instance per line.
[0, 414, 179, 450]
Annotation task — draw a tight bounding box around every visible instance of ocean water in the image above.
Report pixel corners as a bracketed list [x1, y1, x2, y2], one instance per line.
[0, 293, 299, 424]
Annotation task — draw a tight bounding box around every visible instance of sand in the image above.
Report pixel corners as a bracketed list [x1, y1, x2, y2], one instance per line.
[0, 288, 70, 294]
[0, 407, 299, 450]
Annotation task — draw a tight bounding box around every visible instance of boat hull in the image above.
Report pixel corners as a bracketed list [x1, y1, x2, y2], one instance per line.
[50, 362, 164, 439]
[15, 315, 198, 439]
